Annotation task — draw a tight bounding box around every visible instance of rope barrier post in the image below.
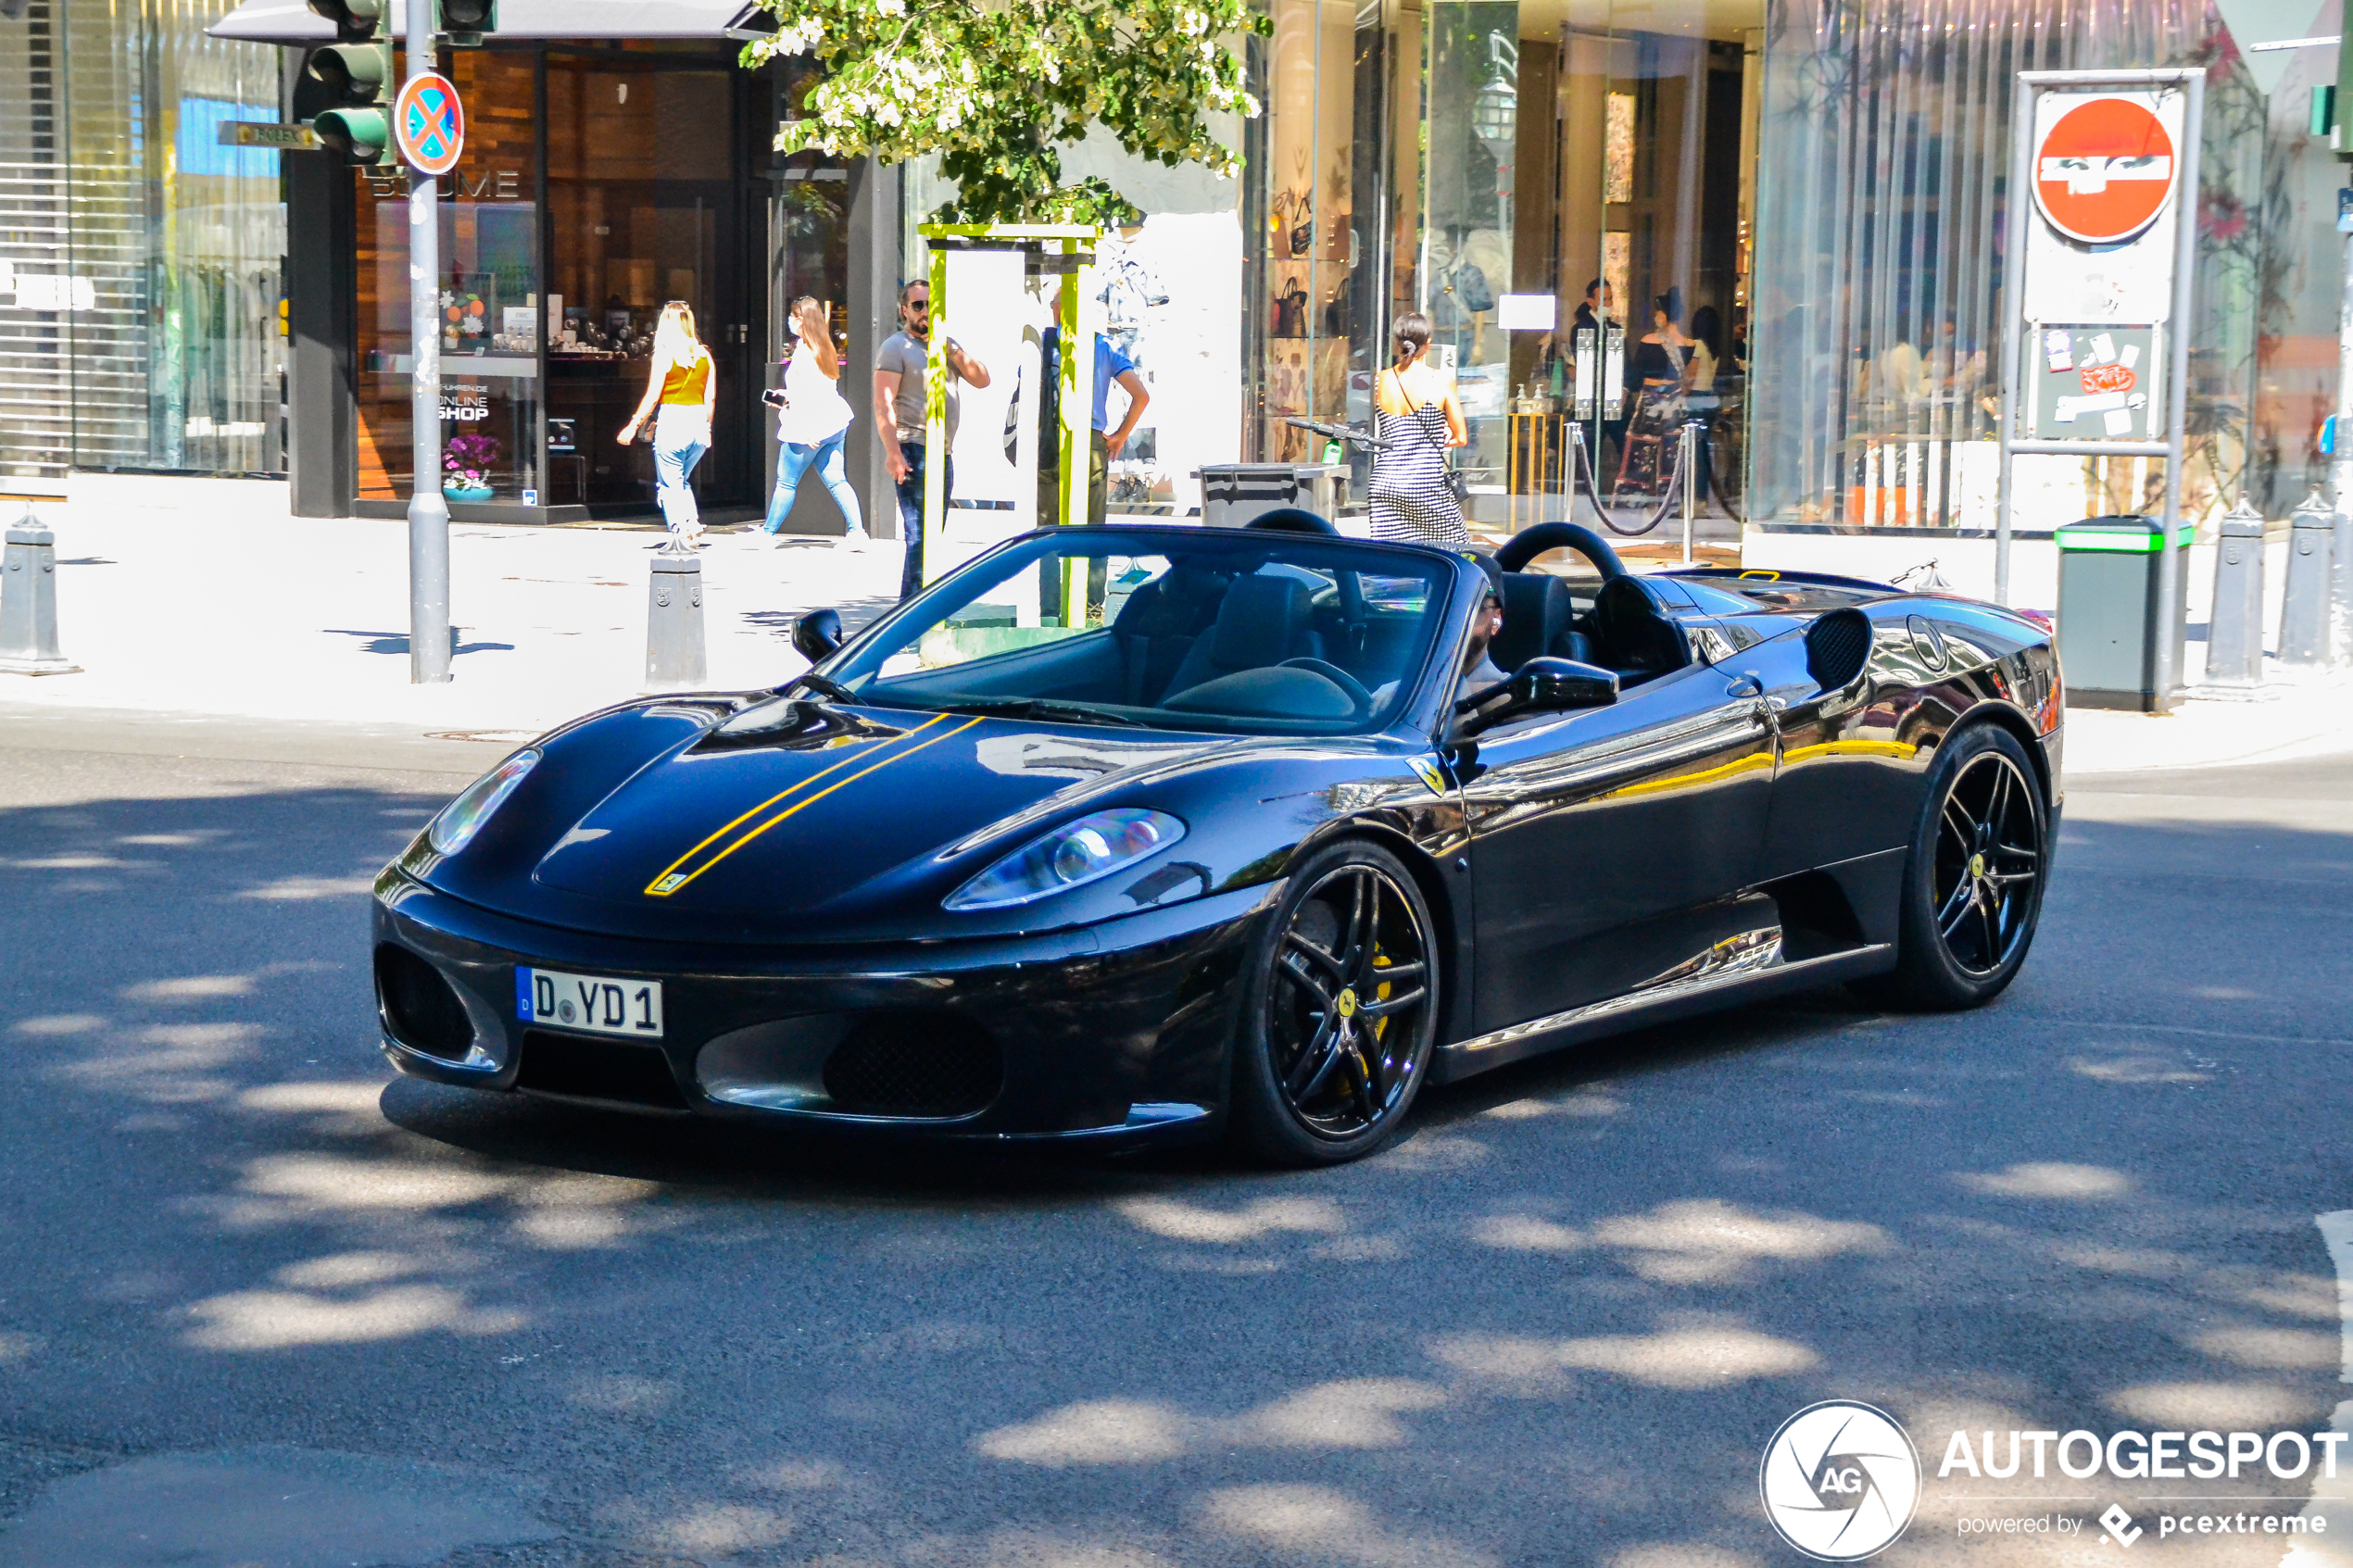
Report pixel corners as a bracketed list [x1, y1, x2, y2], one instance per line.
[1680, 420, 1698, 565]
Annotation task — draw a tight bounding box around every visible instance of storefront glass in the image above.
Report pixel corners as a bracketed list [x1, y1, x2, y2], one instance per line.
[350, 45, 752, 516]
[1746, 0, 2259, 533]
[0, 0, 285, 483]
[1244, 0, 1760, 531]
[355, 48, 541, 504]
[545, 51, 746, 510]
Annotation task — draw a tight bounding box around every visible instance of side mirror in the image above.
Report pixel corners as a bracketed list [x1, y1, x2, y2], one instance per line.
[1455, 656, 1618, 732]
[791, 608, 844, 662]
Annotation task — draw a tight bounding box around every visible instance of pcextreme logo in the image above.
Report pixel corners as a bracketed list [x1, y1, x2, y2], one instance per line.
[1760, 1401, 1923, 1562]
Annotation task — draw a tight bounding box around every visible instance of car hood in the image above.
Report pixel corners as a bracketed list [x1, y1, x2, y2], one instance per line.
[528, 701, 1234, 922]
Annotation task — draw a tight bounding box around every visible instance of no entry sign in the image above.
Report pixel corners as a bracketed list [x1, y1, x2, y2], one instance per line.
[394, 72, 465, 179]
[2032, 96, 2176, 245]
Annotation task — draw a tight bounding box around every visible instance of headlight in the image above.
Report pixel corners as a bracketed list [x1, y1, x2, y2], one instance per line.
[943, 808, 1186, 910]
[428, 748, 540, 856]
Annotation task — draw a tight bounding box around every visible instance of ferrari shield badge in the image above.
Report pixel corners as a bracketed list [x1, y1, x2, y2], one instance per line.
[1408, 756, 1449, 796]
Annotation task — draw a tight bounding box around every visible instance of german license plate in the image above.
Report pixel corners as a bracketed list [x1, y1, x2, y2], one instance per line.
[517, 967, 663, 1039]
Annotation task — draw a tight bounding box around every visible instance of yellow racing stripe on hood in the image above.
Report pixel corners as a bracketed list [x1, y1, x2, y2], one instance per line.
[644, 713, 980, 897]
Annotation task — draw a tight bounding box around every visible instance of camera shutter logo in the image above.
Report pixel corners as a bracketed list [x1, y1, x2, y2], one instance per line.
[1759, 1401, 1921, 1561]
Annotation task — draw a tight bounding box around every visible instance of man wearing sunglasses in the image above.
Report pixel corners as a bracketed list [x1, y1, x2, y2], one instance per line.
[875, 280, 991, 601]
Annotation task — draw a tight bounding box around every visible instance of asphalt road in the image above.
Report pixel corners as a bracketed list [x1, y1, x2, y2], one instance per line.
[1, 705, 2348, 1568]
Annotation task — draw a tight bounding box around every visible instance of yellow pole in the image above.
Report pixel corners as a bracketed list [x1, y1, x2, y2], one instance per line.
[921, 245, 949, 587]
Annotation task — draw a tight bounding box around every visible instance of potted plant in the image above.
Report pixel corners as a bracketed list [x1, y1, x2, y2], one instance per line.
[444, 430, 498, 502]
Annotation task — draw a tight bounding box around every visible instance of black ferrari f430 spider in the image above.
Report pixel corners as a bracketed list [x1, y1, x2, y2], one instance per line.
[372, 516, 2061, 1165]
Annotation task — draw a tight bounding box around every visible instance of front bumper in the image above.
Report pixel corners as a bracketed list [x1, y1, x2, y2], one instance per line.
[371, 872, 1271, 1146]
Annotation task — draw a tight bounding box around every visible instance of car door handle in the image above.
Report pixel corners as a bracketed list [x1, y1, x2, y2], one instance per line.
[1726, 673, 1764, 699]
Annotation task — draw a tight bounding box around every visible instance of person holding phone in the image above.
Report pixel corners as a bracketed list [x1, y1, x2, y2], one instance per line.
[760, 295, 865, 548]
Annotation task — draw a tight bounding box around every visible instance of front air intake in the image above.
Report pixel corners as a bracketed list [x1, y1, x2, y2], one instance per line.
[515, 1030, 687, 1110]
[823, 1014, 1002, 1119]
[374, 944, 474, 1060]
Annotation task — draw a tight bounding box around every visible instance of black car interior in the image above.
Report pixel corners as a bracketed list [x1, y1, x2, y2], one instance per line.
[857, 519, 1704, 728]
[1488, 522, 1692, 686]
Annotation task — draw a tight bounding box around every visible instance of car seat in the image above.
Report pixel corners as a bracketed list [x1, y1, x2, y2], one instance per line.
[1109, 566, 1230, 706]
[1160, 573, 1325, 701]
[1493, 573, 1595, 672]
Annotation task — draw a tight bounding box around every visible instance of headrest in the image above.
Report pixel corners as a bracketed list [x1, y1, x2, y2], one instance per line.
[1112, 565, 1229, 637]
[1207, 574, 1312, 668]
[1492, 574, 1570, 673]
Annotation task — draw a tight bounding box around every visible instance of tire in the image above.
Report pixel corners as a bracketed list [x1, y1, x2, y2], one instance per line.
[1227, 840, 1441, 1166]
[1854, 723, 2049, 1011]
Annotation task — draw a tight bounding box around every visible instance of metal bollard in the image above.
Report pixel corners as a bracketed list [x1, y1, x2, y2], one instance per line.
[0, 504, 82, 676]
[2204, 497, 2266, 687]
[2332, 505, 2353, 667]
[2280, 487, 2336, 669]
[644, 546, 707, 690]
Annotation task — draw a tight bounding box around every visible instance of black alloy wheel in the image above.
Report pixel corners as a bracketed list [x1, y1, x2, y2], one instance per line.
[1856, 723, 2048, 1011]
[1228, 841, 1439, 1166]
[1932, 748, 2041, 975]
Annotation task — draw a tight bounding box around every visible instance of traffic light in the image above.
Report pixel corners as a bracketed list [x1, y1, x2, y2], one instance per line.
[436, 0, 497, 46]
[303, 0, 390, 164]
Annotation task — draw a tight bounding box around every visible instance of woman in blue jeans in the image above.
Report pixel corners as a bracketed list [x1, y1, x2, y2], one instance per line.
[618, 301, 714, 548]
[761, 295, 864, 547]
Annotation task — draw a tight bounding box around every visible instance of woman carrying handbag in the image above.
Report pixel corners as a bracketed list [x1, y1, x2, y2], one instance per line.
[618, 301, 714, 548]
[1365, 311, 1470, 547]
[759, 295, 866, 548]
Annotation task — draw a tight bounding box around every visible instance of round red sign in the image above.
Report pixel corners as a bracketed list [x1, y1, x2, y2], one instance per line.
[2032, 96, 2175, 245]
[393, 72, 465, 179]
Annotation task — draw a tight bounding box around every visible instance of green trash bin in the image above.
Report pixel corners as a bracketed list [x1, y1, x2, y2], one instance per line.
[2055, 514, 2192, 712]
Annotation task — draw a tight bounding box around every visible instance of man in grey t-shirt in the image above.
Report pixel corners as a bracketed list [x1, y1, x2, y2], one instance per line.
[873, 279, 990, 601]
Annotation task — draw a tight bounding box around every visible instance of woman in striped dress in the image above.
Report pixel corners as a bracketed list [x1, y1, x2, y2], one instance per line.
[1366, 311, 1470, 547]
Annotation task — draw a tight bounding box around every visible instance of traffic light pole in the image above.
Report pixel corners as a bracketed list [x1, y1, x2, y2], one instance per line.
[405, 26, 451, 683]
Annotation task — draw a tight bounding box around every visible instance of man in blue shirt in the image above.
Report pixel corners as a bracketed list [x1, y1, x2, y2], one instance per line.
[1024, 327, 1151, 527]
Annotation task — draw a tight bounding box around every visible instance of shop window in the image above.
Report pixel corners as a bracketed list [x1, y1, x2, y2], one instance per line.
[544, 53, 746, 514]
[355, 48, 541, 506]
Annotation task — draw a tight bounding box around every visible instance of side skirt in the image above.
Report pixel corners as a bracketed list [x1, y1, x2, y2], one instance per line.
[1428, 927, 1895, 1084]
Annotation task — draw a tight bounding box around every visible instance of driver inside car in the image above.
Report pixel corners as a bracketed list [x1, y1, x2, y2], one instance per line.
[1371, 553, 1509, 715]
[1454, 555, 1509, 706]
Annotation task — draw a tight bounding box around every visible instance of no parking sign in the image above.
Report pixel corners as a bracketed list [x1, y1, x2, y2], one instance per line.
[394, 72, 465, 179]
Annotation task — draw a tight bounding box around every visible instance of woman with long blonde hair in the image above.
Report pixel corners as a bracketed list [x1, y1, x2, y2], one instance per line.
[620, 300, 715, 547]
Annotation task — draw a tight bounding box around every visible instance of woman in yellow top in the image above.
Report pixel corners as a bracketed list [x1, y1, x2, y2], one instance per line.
[619, 301, 715, 548]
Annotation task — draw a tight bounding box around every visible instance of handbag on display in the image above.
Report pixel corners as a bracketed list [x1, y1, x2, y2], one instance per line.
[1273, 279, 1309, 339]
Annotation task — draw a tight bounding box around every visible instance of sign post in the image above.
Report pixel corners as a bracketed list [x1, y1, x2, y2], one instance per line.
[1995, 69, 2203, 710]
[395, 61, 464, 684]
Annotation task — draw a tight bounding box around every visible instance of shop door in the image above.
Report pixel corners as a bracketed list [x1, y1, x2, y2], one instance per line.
[544, 56, 757, 517]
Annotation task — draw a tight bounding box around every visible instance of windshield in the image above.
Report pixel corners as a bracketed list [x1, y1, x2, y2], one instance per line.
[821, 529, 1456, 735]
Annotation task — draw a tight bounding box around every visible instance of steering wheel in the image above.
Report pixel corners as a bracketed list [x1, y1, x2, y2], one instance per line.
[1494, 521, 1628, 582]
[1278, 657, 1374, 719]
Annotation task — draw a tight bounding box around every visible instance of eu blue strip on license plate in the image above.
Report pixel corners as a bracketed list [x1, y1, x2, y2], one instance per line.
[514, 966, 664, 1038]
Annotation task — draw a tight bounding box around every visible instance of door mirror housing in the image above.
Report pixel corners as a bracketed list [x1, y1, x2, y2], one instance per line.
[791, 608, 844, 662]
[1455, 656, 1619, 733]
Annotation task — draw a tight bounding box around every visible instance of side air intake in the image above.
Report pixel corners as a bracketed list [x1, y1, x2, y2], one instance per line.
[1805, 608, 1874, 691]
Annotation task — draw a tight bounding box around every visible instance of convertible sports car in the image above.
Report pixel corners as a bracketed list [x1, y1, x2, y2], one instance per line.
[372, 515, 2059, 1165]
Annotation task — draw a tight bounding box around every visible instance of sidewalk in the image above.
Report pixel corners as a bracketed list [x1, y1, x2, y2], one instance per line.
[1, 498, 2345, 775]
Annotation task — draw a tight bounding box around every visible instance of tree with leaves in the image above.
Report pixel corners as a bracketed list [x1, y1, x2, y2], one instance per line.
[741, 0, 1267, 225]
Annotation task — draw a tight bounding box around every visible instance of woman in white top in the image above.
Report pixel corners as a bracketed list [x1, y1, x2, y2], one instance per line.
[760, 295, 865, 546]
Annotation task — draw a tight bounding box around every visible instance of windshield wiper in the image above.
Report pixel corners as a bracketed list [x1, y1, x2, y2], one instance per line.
[932, 697, 1149, 729]
[782, 671, 859, 704]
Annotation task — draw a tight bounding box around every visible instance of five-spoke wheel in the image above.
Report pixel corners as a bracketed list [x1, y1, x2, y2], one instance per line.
[1858, 723, 2049, 1010]
[1229, 841, 1438, 1164]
